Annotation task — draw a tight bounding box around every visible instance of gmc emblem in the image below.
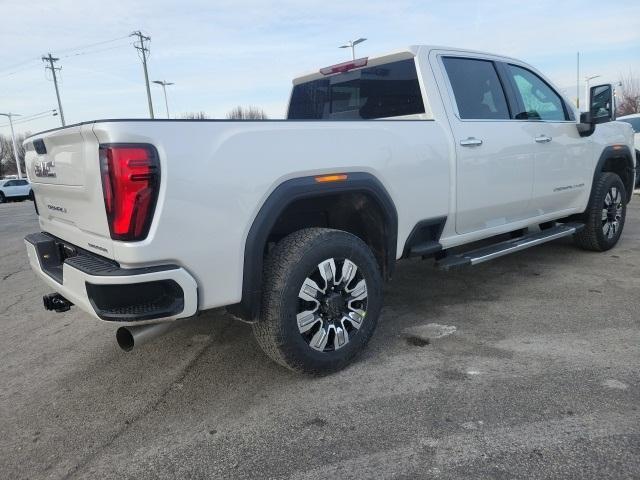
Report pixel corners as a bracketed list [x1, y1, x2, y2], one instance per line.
[34, 159, 56, 178]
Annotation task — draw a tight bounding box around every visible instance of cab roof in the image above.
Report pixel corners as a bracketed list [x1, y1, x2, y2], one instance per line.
[291, 45, 520, 85]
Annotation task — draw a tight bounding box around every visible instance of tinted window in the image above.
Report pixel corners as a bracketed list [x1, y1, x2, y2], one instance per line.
[4, 180, 15, 186]
[442, 57, 510, 120]
[15, 180, 28, 185]
[619, 117, 640, 132]
[288, 59, 425, 120]
[508, 65, 567, 121]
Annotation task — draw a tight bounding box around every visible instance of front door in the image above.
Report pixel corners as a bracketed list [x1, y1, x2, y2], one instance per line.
[503, 63, 591, 215]
[439, 55, 535, 235]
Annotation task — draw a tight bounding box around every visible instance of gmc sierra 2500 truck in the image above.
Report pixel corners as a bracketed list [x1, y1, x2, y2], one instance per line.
[23, 46, 635, 374]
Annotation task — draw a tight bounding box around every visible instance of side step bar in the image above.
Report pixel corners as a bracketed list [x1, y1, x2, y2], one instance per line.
[437, 222, 585, 270]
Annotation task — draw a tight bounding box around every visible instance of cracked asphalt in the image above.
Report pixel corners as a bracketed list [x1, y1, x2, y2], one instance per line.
[1, 198, 639, 479]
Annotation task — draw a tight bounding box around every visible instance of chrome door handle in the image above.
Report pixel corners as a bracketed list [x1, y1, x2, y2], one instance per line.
[535, 135, 552, 143]
[460, 137, 483, 147]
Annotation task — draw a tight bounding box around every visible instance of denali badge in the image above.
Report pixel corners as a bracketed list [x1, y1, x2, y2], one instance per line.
[47, 204, 67, 214]
[34, 159, 56, 178]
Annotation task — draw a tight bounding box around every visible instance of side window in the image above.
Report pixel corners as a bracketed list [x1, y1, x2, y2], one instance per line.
[4, 180, 15, 187]
[16, 180, 28, 186]
[442, 57, 510, 120]
[507, 65, 567, 121]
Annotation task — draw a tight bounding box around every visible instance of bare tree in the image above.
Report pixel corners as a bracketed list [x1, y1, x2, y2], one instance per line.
[617, 71, 640, 116]
[226, 106, 269, 120]
[180, 111, 210, 119]
[0, 132, 28, 177]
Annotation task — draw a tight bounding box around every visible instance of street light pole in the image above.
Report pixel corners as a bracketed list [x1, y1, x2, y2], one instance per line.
[0, 113, 23, 179]
[584, 74, 601, 110]
[152, 80, 174, 118]
[339, 38, 367, 60]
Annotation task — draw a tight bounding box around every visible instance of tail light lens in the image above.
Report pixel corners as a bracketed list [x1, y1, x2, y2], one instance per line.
[99, 144, 160, 241]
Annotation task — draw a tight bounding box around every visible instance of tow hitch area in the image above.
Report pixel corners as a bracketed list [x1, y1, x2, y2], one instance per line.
[43, 293, 73, 313]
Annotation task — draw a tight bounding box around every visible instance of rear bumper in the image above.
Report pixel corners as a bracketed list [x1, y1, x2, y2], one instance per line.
[25, 232, 198, 325]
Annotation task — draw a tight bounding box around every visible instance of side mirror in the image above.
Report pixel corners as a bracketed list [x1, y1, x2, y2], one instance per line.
[577, 84, 616, 136]
[589, 84, 615, 124]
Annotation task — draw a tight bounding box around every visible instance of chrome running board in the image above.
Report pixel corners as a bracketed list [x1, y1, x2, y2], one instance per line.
[437, 223, 585, 270]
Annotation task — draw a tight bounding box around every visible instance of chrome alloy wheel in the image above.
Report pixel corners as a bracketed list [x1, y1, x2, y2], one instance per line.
[296, 258, 368, 352]
[602, 186, 623, 239]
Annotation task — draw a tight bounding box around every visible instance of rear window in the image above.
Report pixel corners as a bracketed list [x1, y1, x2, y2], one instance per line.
[287, 59, 425, 120]
[442, 57, 510, 120]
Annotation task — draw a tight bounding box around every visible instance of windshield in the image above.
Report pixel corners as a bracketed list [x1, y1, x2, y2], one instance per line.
[288, 58, 425, 120]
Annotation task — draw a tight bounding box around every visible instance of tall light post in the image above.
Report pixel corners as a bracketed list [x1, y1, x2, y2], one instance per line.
[0, 113, 23, 179]
[339, 38, 367, 60]
[152, 80, 174, 118]
[584, 74, 601, 110]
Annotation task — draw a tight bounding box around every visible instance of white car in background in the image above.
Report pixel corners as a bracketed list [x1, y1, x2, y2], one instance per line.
[0, 178, 33, 203]
[617, 113, 640, 187]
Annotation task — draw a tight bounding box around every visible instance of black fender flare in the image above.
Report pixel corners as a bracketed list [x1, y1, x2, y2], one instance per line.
[228, 172, 398, 322]
[592, 145, 635, 203]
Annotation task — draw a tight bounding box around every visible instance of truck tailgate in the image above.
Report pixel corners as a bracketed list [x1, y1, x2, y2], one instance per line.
[24, 124, 115, 259]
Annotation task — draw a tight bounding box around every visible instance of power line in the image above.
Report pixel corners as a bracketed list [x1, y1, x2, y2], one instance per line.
[0, 111, 57, 129]
[60, 42, 131, 59]
[54, 34, 131, 55]
[0, 62, 40, 79]
[0, 34, 130, 76]
[0, 57, 40, 75]
[42, 54, 66, 126]
[131, 31, 154, 119]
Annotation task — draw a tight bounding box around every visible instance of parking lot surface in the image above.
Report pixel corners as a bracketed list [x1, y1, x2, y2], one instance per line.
[1, 199, 639, 479]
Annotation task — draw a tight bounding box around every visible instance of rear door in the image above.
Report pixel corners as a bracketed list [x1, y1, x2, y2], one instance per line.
[502, 63, 590, 214]
[436, 54, 535, 235]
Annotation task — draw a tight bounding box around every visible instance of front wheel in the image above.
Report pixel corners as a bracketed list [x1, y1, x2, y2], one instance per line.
[574, 172, 627, 251]
[253, 228, 383, 374]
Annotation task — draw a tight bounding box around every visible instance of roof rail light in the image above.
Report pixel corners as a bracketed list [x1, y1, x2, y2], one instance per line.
[320, 57, 368, 76]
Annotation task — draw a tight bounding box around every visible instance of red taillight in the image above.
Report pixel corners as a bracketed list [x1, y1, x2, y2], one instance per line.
[99, 144, 160, 241]
[320, 57, 368, 75]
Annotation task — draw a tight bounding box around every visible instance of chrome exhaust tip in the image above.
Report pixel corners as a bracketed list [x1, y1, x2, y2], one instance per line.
[116, 322, 175, 352]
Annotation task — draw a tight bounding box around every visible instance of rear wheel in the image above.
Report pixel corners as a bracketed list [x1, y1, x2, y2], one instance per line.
[28, 190, 34, 201]
[0, 192, 5, 204]
[253, 228, 383, 374]
[574, 172, 627, 251]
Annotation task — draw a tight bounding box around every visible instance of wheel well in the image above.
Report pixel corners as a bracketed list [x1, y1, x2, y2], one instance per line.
[229, 173, 398, 322]
[267, 192, 390, 277]
[598, 147, 634, 202]
[602, 156, 631, 187]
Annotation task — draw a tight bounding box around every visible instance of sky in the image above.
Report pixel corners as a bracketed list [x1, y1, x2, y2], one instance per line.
[1, 0, 639, 136]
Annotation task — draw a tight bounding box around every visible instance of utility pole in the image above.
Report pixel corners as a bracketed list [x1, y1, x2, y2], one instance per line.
[131, 31, 154, 118]
[152, 80, 174, 118]
[576, 52, 580, 110]
[42, 53, 66, 126]
[0, 113, 24, 179]
[339, 38, 367, 60]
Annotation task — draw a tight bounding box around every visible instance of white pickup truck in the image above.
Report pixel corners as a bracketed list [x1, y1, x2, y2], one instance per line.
[23, 45, 635, 374]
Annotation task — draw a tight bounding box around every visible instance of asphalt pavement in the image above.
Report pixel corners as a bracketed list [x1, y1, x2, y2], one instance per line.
[1, 198, 639, 479]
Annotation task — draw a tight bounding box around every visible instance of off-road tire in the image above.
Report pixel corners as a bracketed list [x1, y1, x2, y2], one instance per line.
[253, 228, 383, 374]
[574, 172, 626, 251]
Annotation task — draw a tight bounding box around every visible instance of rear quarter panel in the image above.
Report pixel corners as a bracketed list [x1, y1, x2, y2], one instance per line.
[91, 119, 451, 309]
